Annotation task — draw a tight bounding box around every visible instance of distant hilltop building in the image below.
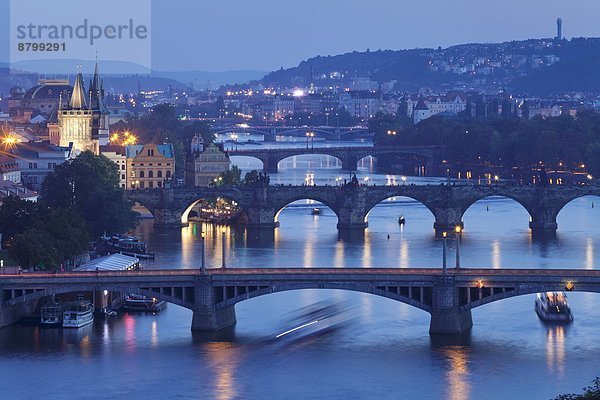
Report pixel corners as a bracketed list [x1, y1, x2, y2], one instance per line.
[556, 18, 562, 41]
[57, 62, 110, 155]
[410, 94, 467, 124]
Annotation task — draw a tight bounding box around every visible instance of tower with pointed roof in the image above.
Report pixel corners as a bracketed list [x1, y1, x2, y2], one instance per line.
[57, 61, 110, 155]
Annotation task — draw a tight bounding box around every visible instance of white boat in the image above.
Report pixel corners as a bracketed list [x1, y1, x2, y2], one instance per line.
[62, 300, 94, 328]
[535, 291, 573, 322]
[40, 303, 63, 326]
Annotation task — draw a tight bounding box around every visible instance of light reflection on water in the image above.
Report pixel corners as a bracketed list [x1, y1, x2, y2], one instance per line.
[1, 154, 600, 399]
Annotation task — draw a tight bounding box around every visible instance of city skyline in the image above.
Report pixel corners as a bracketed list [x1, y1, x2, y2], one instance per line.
[2, 0, 600, 72]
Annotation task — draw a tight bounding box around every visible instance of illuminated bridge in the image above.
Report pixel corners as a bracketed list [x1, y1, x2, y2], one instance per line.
[210, 125, 369, 142]
[1, 268, 598, 334]
[227, 145, 444, 173]
[126, 183, 600, 236]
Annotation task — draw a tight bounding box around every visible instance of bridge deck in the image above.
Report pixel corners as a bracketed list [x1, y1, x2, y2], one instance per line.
[0, 267, 598, 279]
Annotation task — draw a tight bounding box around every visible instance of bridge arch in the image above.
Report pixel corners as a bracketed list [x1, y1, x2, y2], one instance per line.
[273, 195, 340, 225]
[460, 194, 534, 224]
[276, 153, 343, 171]
[213, 284, 432, 313]
[363, 195, 436, 226]
[7, 283, 195, 310]
[180, 194, 249, 225]
[464, 284, 600, 311]
[555, 194, 600, 220]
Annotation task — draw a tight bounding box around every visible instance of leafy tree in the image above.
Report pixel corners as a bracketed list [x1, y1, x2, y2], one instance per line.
[41, 151, 137, 237]
[243, 170, 260, 186]
[0, 197, 41, 246]
[10, 208, 89, 270]
[553, 377, 600, 400]
[212, 165, 242, 186]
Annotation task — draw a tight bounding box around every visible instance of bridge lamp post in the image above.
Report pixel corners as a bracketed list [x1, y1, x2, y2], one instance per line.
[455, 225, 462, 270]
[401, 176, 407, 185]
[442, 231, 447, 274]
[494, 175, 499, 185]
[201, 233, 206, 273]
[221, 231, 227, 269]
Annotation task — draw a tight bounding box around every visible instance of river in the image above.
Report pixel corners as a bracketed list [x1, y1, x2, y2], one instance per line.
[1, 141, 599, 400]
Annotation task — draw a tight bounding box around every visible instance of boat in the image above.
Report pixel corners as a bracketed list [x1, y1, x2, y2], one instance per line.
[535, 291, 573, 322]
[122, 294, 165, 312]
[97, 234, 154, 259]
[40, 302, 63, 326]
[274, 301, 354, 342]
[398, 215, 405, 225]
[62, 299, 94, 328]
[311, 208, 322, 215]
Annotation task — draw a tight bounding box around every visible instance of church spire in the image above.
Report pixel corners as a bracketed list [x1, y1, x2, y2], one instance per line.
[69, 65, 87, 109]
[89, 57, 106, 111]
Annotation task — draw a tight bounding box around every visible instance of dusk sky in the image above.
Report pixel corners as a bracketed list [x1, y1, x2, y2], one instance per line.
[2, 0, 600, 72]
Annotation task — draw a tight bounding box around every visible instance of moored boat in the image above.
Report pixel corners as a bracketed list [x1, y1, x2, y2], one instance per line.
[41, 302, 63, 327]
[122, 294, 165, 312]
[535, 291, 573, 322]
[311, 208, 322, 215]
[62, 300, 94, 328]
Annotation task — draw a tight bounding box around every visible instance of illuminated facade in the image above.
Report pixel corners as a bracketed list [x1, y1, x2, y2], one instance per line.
[58, 63, 110, 155]
[126, 143, 175, 189]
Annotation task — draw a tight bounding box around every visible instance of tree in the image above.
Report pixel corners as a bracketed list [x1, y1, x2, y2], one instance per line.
[211, 165, 242, 186]
[41, 151, 138, 237]
[10, 208, 89, 270]
[243, 170, 260, 186]
[0, 197, 41, 246]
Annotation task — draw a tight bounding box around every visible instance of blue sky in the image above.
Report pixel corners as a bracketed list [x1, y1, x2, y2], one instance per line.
[2, 0, 599, 72]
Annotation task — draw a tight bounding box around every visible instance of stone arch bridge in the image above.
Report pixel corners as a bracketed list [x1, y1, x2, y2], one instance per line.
[227, 145, 444, 173]
[2, 268, 600, 335]
[126, 184, 600, 236]
[210, 125, 369, 142]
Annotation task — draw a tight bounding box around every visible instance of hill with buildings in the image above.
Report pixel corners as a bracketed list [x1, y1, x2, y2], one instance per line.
[262, 37, 600, 95]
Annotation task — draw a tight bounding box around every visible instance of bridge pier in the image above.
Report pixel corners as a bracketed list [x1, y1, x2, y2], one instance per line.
[429, 276, 473, 335]
[261, 157, 279, 174]
[0, 298, 40, 329]
[433, 207, 463, 238]
[246, 207, 279, 229]
[529, 209, 558, 235]
[191, 277, 237, 331]
[341, 156, 358, 171]
[153, 208, 187, 227]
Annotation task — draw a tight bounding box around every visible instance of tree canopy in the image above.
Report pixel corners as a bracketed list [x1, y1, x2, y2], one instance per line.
[41, 151, 138, 237]
[370, 111, 600, 176]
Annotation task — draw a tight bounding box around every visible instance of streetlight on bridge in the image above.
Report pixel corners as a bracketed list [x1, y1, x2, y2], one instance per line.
[306, 131, 315, 149]
[455, 225, 462, 270]
[442, 231, 448, 274]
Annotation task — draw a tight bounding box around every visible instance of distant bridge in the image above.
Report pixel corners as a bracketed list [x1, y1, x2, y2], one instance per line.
[227, 145, 444, 173]
[126, 184, 600, 236]
[2, 268, 599, 334]
[210, 125, 369, 141]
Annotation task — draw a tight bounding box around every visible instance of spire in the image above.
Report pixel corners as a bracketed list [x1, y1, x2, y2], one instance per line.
[69, 65, 87, 109]
[89, 58, 106, 111]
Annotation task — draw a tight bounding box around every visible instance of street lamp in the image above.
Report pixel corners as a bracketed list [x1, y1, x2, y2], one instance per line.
[363, 176, 370, 185]
[200, 232, 206, 273]
[442, 231, 448, 274]
[401, 176, 407, 185]
[494, 175, 499, 185]
[305, 131, 315, 149]
[455, 225, 462, 270]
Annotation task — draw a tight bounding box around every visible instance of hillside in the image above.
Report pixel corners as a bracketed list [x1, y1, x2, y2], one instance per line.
[262, 37, 600, 94]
